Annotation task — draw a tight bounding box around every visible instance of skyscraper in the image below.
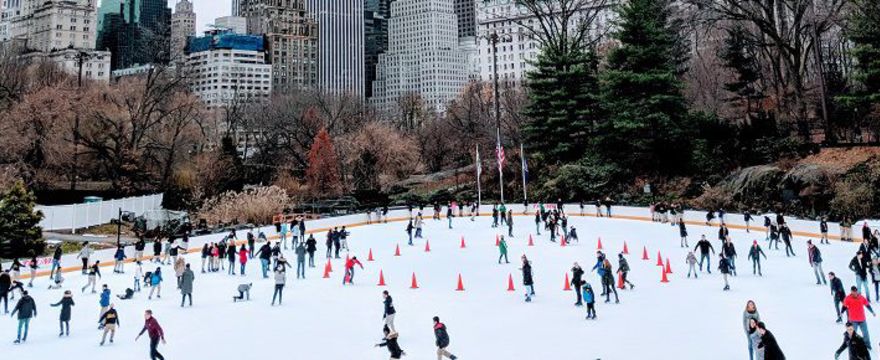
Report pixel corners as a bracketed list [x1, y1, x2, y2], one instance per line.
[371, 0, 468, 114]
[364, 0, 392, 98]
[454, 0, 475, 38]
[237, 0, 317, 90]
[170, 0, 195, 63]
[96, 0, 171, 70]
[307, 0, 364, 98]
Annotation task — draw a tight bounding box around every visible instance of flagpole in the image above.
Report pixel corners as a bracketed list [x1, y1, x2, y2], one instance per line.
[497, 128, 504, 204]
[521, 143, 527, 208]
[476, 144, 482, 211]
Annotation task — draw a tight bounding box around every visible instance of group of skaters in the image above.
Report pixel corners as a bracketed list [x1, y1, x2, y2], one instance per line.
[374, 290, 459, 360]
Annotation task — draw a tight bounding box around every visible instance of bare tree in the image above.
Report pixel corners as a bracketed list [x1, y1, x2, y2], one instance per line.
[516, 0, 611, 55]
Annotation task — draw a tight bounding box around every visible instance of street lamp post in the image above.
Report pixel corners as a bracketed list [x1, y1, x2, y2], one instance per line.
[489, 32, 511, 204]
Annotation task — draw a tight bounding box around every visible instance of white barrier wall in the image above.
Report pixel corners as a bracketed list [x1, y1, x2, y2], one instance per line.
[36, 194, 164, 232]
[23, 203, 876, 271]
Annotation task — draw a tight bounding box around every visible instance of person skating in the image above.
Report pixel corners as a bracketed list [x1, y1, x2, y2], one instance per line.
[295, 242, 307, 279]
[200, 243, 209, 273]
[686, 251, 698, 279]
[748, 241, 767, 276]
[498, 236, 509, 264]
[433, 316, 457, 360]
[694, 235, 716, 273]
[571, 263, 584, 306]
[98, 284, 111, 322]
[50, 245, 63, 279]
[238, 246, 249, 276]
[11, 290, 36, 344]
[582, 281, 596, 319]
[722, 238, 738, 276]
[679, 220, 689, 247]
[257, 242, 272, 279]
[757, 322, 785, 360]
[179, 264, 194, 307]
[807, 240, 827, 285]
[821, 217, 830, 245]
[343, 256, 364, 285]
[850, 252, 871, 299]
[747, 318, 762, 360]
[134, 262, 143, 292]
[333, 228, 342, 259]
[26, 256, 37, 288]
[602, 258, 619, 303]
[842, 286, 876, 349]
[271, 266, 286, 306]
[618, 253, 634, 289]
[744, 211, 753, 233]
[136, 310, 166, 360]
[306, 234, 317, 268]
[383, 290, 396, 332]
[492, 206, 499, 228]
[568, 226, 579, 243]
[325, 231, 334, 259]
[534, 211, 541, 235]
[48, 270, 65, 290]
[447, 205, 454, 229]
[780, 225, 795, 257]
[415, 214, 424, 239]
[521, 255, 535, 302]
[769, 222, 780, 250]
[507, 210, 514, 237]
[719, 254, 732, 291]
[50, 290, 74, 337]
[81, 260, 102, 294]
[227, 243, 237, 275]
[743, 300, 761, 360]
[830, 272, 847, 323]
[77, 242, 94, 274]
[247, 231, 256, 259]
[763, 216, 772, 240]
[835, 322, 871, 360]
[148, 268, 163, 300]
[232, 283, 252, 302]
[99, 304, 120, 346]
[376, 325, 405, 359]
[173, 257, 185, 289]
[406, 219, 414, 246]
[591, 251, 607, 294]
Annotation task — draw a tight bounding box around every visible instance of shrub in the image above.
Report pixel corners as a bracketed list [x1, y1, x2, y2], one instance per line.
[197, 186, 291, 226]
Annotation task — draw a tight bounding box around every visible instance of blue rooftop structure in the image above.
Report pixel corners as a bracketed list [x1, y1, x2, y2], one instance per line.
[186, 31, 266, 54]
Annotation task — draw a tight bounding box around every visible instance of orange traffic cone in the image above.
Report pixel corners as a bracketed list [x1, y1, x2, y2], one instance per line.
[326, 259, 333, 272]
[528, 234, 534, 246]
[597, 237, 603, 250]
[378, 270, 386, 286]
[622, 241, 629, 254]
[410, 272, 419, 289]
[495, 234, 500, 246]
[394, 244, 401, 257]
[367, 249, 374, 261]
[507, 273, 515, 291]
[456, 274, 465, 291]
[642, 246, 649, 260]
[460, 236, 466, 249]
[563, 273, 572, 291]
[425, 240, 431, 252]
[665, 258, 673, 274]
[660, 267, 670, 283]
[656, 251, 664, 266]
[617, 272, 625, 289]
[322, 263, 330, 278]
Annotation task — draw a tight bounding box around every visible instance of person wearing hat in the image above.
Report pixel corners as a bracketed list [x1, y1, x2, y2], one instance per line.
[748, 240, 767, 276]
[618, 253, 634, 290]
[835, 322, 871, 360]
[808, 240, 827, 285]
[756, 322, 785, 360]
[50, 290, 74, 336]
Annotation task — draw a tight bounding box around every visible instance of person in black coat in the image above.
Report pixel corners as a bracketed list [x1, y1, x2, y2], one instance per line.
[521, 256, 535, 302]
[678, 220, 689, 247]
[0, 269, 11, 314]
[571, 263, 584, 306]
[757, 322, 786, 360]
[305, 235, 317, 267]
[376, 325, 405, 359]
[11, 290, 37, 343]
[382, 290, 396, 332]
[830, 272, 847, 323]
[433, 316, 457, 360]
[835, 322, 871, 360]
[50, 290, 75, 336]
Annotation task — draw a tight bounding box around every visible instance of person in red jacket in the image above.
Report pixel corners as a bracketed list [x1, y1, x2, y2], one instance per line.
[238, 247, 249, 276]
[136, 310, 166, 360]
[343, 256, 364, 285]
[842, 286, 876, 349]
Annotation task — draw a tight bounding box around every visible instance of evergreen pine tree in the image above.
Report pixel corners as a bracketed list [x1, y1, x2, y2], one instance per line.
[598, 0, 692, 176]
[0, 181, 44, 259]
[840, 0, 880, 110]
[523, 48, 602, 169]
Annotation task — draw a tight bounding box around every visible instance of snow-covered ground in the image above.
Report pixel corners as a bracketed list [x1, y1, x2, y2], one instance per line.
[0, 214, 866, 359]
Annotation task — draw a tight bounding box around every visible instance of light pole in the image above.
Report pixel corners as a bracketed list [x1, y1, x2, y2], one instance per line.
[68, 50, 93, 191]
[489, 32, 511, 204]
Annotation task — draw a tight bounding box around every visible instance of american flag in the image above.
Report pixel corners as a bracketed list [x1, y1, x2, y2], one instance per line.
[495, 139, 505, 170]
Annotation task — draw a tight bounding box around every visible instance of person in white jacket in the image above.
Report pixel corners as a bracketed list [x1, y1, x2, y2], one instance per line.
[77, 242, 94, 275]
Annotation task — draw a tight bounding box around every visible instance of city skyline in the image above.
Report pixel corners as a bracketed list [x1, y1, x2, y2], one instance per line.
[99, 0, 230, 32]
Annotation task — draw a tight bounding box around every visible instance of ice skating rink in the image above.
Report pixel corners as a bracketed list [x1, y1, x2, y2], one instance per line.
[0, 213, 865, 359]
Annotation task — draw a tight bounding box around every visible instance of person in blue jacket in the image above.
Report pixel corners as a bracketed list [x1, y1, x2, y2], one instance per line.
[581, 281, 596, 319]
[590, 251, 607, 294]
[98, 285, 111, 327]
[148, 268, 163, 300]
